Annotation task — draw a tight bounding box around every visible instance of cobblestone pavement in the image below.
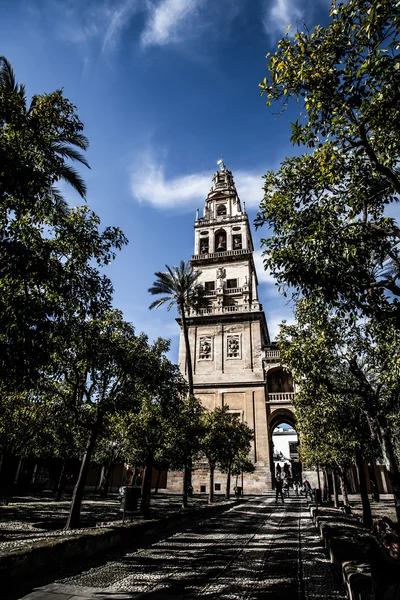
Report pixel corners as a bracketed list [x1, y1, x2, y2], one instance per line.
[16, 495, 346, 600]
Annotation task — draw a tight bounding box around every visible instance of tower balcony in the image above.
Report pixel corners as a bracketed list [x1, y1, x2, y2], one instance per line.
[195, 214, 246, 226]
[188, 303, 262, 317]
[264, 347, 281, 363]
[192, 248, 252, 263]
[267, 392, 295, 403]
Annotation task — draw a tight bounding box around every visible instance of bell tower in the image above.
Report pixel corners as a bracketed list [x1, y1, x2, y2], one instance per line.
[177, 161, 274, 494]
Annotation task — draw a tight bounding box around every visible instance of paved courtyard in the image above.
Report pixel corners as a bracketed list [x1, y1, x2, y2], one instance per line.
[14, 495, 346, 600]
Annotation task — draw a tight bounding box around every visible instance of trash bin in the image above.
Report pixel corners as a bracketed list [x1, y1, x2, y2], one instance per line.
[234, 486, 243, 497]
[120, 486, 141, 512]
[313, 488, 322, 504]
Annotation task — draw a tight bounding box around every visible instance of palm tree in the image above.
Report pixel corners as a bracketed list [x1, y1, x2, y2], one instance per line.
[0, 55, 90, 203]
[149, 261, 205, 396]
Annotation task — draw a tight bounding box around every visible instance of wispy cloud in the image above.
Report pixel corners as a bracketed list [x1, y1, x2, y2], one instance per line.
[262, 0, 330, 38]
[52, 0, 140, 54]
[129, 150, 265, 210]
[141, 0, 206, 48]
[102, 0, 141, 52]
[266, 312, 295, 341]
[254, 249, 280, 291]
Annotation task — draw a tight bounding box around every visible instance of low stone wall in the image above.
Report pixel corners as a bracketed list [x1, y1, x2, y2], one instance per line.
[0, 500, 240, 587]
[310, 504, 400, 600]
[167, 468, 271, 495]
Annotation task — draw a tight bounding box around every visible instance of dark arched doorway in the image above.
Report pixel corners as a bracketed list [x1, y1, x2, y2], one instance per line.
[268, 409, 301, 486]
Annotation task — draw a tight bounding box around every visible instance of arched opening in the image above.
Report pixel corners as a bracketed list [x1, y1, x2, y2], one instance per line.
[233, 234, 242, 250]
[272, 421, 301, 481]
[215, 229, 227, 252]
[268, 409, 301, 487]
[267, 367, 294, 393]
[200, 236, 209, 254]
[217, 204, 227, 216]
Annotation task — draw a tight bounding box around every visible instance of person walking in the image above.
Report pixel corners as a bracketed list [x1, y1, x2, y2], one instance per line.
[303, 479, 312, 499]
[275, 472, 284, 504]
[283, 476, 289, 498]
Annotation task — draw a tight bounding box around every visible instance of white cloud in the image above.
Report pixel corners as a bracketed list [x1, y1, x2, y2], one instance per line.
[141, 0, 205, 48]
[102, 0, 141, 52]
[129, 150, 265, 210]
[262, 0, 330, 38]
[254, 249, 279, 290]
[265, 311, 295, 341]
[53, 0, 140, 53]
[263, 0, 303, 36]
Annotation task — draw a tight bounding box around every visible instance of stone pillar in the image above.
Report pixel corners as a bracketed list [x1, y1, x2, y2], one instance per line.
[209, 229, 215, 253]
[195, 231, 200, 255]
[227, 227, 232, 251]
[252, 271, 259, 302]
[242, 226, 248, 249]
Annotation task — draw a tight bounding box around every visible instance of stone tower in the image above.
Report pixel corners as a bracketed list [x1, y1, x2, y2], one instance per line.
[175, 161, 277, 494]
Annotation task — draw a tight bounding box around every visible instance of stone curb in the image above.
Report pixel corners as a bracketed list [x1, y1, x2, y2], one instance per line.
[0, 499, 242, 587]
[309, 504, 374, 600]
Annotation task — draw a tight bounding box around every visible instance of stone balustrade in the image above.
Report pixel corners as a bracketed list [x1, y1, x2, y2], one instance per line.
[264, 348, 281, 362]
[192, 248, 252, 261]
[188, 304, 261, 316]
[267, 392, 295, 403]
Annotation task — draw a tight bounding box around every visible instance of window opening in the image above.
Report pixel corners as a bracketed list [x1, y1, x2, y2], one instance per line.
[215, 230, 226, 252]
[217, 204, 227, 216]
[233, 234, 242, 250]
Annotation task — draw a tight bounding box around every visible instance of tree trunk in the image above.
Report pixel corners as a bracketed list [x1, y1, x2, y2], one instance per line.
[187, 455, 193, 495]
[338, 468, 350, 510]
[323, 468, 331, 503]
[368, 460, 380, 502]
[100, 461, 115, 498]
[140, 453, 154, 517]
[355, 450, 372, 527]
[180, 302, 194, 396]
[316, 463, 322, 494]
[209, 463, 215, 504]
[226, 467, 231, 499]
[65, 426, 99, 530]
[332, 468, 339, 509]
[14, 457, 23, 486]
[154, 468, 162, 495]
[182, 460, 189, 508]
[55, 458, 68, 501]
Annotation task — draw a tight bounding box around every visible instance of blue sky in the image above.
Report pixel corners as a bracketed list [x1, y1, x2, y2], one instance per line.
[2, 0, 331, 361]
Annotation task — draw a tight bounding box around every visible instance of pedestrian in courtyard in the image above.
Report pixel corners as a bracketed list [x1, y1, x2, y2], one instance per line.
[283, 476, 289, 498]
[293, 480, 300, 496]
[303, 479, 312, 499]
[275, 472, 284, 503]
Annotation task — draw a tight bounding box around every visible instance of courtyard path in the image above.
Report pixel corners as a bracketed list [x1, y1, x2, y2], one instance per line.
[16, 495, 345, 600]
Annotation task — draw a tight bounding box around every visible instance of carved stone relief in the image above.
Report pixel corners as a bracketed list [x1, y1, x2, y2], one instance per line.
[199, 336, 212, 360]
[226, 334, 241, 359]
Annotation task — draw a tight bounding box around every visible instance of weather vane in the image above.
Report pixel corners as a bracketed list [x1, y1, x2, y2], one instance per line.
[217, 155, 225, 171]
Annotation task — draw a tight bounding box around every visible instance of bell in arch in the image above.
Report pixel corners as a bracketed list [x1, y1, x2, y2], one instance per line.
[215, 230, 227, 251]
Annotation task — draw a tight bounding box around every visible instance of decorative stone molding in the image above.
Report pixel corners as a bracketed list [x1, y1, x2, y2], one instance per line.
[226, 334, 241, 359]
[199, 336, 212, 360]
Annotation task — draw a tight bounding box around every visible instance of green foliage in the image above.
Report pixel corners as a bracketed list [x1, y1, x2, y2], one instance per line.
[257, 0, 400, 324]
[149, 261, 208, 395]
[278, 297, 400, 469]
[0, 57, 127, 386]
[200, 406, 254, 470]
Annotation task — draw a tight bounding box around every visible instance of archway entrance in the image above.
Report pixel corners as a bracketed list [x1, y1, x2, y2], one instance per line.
[267, 409, 301, 486]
